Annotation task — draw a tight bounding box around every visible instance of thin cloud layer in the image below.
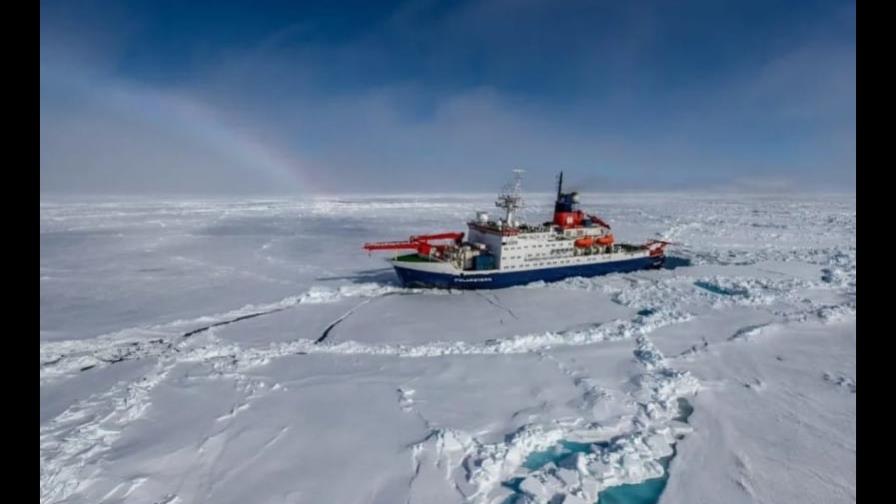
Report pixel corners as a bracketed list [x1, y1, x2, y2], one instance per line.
[40, 0, 855, 194]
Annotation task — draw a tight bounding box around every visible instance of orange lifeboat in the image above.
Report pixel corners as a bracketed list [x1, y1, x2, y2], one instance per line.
[574, 236, 594, 248]
[575, 233, 614, 248]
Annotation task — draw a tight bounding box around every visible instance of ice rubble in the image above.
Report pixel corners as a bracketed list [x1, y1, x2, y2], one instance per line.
[39, 293, 699, 503]
[40, 291, 690, 385]
[39, 289, 696, 503]
[503, 340, 698, 503]
[406, 334, 701, 504]
[40, 282, 447, 384]
[40, 360, 171, 503]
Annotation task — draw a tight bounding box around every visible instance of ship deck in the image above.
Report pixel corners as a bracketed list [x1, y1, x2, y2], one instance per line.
[393, 253, 438, 263]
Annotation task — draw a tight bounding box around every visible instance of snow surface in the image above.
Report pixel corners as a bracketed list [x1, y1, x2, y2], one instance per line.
[40, 193, 855, 503]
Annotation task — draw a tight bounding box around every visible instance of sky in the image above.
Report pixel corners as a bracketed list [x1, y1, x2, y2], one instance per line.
[40, 0, 855, 195]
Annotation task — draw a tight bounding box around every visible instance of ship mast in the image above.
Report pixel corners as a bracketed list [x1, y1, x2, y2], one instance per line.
[556, 171, 564, 200]
[495, 169, 525, 227]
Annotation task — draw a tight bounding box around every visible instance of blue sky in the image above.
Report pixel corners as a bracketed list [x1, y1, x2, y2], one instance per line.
[40, 0, 855, 194]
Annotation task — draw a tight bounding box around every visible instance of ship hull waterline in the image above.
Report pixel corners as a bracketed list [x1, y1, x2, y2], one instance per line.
[392, 254, 664, 290]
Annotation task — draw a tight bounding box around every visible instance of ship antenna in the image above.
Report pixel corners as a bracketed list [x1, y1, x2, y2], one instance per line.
[496, 169, 525, 227]
[556, 171, 564, 200]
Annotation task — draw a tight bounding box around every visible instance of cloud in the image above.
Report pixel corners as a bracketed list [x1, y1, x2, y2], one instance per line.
[40, 64, 310, 195]
[40, 0, 855, 194]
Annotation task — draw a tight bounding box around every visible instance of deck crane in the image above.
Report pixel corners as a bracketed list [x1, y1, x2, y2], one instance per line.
[363, 232, 465, 257]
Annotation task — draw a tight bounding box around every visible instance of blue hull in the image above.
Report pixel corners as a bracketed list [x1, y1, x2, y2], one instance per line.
[394, 255, 663, 289]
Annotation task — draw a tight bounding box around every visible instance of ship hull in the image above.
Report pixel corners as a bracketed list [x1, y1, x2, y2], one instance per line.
[393, 254, 663, 289]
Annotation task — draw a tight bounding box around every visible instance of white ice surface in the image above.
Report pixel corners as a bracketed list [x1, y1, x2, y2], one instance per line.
[40, 193, 855, 503]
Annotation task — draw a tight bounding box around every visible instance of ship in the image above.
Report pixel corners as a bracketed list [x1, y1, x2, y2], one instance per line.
[362, 171, 670, 289]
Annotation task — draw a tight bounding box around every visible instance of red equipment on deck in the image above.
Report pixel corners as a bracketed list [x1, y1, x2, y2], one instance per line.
[551, 173, 612, 231]
[644, 240, 672, 256]
[363, 232, 464, 256]
[589, 215, 611, 229]
[553, 210, 585, 228]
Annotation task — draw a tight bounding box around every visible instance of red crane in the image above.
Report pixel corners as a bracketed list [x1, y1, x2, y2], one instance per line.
[588, 214, 612, 229]
[363, 232, 464, 256]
